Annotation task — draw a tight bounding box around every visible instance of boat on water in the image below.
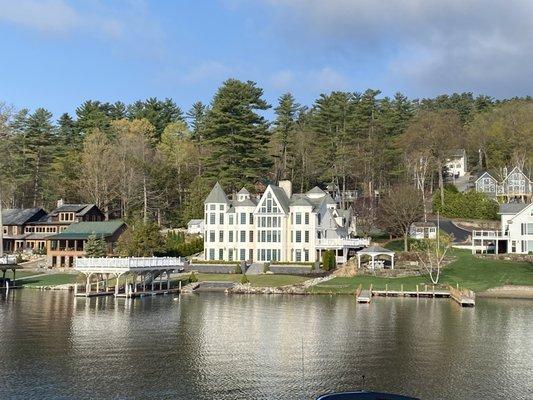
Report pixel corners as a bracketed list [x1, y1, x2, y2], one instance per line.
[317, 391, 419, 400]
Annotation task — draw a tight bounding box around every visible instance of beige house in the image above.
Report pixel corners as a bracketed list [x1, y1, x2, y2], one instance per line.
[203, 180, 368, 264]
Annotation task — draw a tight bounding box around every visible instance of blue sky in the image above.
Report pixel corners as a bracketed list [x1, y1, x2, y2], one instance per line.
[1, 0, 533, 118]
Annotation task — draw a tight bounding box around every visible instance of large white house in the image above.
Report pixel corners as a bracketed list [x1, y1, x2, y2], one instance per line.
[472, 202, 533, 254]
[203, 180, 369, 264]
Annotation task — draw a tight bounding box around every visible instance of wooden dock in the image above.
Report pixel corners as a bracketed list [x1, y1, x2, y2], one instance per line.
[356, 284, 372, 303]
[354, 284, 475, 307]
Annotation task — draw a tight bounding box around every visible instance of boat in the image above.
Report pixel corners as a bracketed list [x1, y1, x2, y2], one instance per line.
[316, 391, 419, 400]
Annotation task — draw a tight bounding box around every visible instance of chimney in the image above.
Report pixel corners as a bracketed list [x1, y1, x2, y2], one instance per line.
[57, 199, 64, 208]
[278, 180, 292, 199]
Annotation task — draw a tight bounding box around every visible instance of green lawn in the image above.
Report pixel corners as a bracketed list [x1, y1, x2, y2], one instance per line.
[311, 248, 533, 294]
[183, 273, 308, 287]
[2, 270, 44, 279]
[21, 273, 81, 288]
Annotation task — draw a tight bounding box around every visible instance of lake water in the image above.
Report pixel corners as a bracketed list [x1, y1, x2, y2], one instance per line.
[0, 290, 532, 400]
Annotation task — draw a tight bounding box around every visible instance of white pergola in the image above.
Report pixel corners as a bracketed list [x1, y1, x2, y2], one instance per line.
[357, 246, 395, 270]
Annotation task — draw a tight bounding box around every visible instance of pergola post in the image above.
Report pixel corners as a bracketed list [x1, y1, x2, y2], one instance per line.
[357, 254, 361, 269]
[115, 275, 119, 296]
[371, 255, 375, 270]
[96, 274, 100, 293]
[167, 271, 171, 290]
[85, 274, 91, 295]
[391, 254, 395, 270]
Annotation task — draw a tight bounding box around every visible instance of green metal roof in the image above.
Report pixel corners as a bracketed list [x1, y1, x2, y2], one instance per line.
[48, 220, 125, 240]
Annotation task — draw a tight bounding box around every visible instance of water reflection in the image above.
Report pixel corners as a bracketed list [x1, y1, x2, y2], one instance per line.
[0, 291, 532, 399]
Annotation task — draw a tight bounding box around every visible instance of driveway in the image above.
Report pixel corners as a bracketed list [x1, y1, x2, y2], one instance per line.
[429, 218, 471, 243]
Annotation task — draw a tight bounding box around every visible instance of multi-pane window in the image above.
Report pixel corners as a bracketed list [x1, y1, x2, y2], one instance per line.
[249, 213, 254, 224]
[304, 231, 309, 243]
[229, 215, 234, 225]
[295, 212, 301, 224]
[219, 231, 224, 242]
[240, 249, 246, 261]
[219, 205, 224, 210]
[210, 204, 215, 210]
[209, 249, 215, 260]
[209, 213, 215, 224]
[249, 231, 254, 242]
[305, 213, 309, 224]
[304, 249, 309, 262]
[229, 231, 234, 242]
[209, 231, 215, 242]
[295, 249, 301, 262]
[295, 231, 301, 243]
[267, 231, 272, 242]
[240, 230, 246, 242]
[219, 213, 224, 224]
[228, 249, 233, 261]
[240, 213, 246, 224]
[219, 249, 223, 260]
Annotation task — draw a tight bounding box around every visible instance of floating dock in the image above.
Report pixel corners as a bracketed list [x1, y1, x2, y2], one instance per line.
[355, 284, 475, 307]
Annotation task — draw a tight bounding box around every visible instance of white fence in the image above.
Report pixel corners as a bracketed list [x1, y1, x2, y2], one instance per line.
[472, 230, 507, 238]
[75, 257, 186, 270]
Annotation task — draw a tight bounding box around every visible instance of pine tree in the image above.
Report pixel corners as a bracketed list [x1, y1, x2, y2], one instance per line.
[203, 79, 271, 191]
[272, 93, 300, 182]
[186, 101, 208, 141]
[85, 233, 108, 257]
[127, 97, 184, 140]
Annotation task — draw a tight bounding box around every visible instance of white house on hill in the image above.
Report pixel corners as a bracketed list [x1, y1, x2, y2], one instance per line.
[187, 219, 204, 235]
[475, 166, 532, 202]
[472, 202, 533, 254]
[445, 149, 467, 178]
[410, 222, 437, 240]
[203, 180, 369, 264]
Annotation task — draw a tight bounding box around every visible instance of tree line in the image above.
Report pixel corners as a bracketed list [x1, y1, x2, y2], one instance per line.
[1, 79, 532, 227]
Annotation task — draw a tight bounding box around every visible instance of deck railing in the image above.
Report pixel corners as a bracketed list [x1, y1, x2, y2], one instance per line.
[472, 230, 507, 238]
[316, 238, 370, 248]
[75, 257, 186, 269]
[0, 255, 17, 265]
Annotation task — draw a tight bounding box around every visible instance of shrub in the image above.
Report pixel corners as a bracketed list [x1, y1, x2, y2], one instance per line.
[240, 274, 249, 284]
[263, 263, 270, 273]
[433, 189, 498, 220]
[322, 250, 336, 271]
[188, 271, 198, 283]
[234, 264, 242, 274]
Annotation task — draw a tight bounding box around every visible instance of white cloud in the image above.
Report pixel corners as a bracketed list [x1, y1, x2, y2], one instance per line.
[269, 70, 294, 90]
[180, 61, 234, 84]
[0, 0, 80, 33]
[258, 0, 533, 96]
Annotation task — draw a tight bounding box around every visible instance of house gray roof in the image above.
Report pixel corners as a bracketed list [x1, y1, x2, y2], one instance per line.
[448, 149, 465, 158]
[1, 208, 47, 225]
[290, 196, 313, 207]
[475, 171, 497, 181]
[237, 187, 250, 195]
[306, 186, 326, 195]
[205, 182, 229, 204]
[269, 184, 290, 213]
[232, 197, 257, 207]
[188, 219, 203, 226]
[412, 221, 437, 228]
[49, 204, 97, 215]
[499, 203, 528, 214]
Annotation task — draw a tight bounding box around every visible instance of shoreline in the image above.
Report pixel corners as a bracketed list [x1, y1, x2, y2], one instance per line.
[477, 285, 533, 299]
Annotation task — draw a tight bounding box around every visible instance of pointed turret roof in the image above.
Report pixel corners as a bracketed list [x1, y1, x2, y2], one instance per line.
[205, 182, 229, 204]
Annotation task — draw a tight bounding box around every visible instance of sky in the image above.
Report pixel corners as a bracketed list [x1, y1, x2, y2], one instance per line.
[1, 0, 533, 118]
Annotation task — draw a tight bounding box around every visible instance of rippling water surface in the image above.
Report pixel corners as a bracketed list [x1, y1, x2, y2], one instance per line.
[0, 290, 532, 399]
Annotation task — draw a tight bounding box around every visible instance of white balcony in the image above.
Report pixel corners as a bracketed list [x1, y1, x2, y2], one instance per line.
[472, 230, 508, 239]
[316, 238, 370, 249]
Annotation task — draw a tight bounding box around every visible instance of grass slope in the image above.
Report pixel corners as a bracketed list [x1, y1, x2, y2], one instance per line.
[311, 247, 532, 294]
